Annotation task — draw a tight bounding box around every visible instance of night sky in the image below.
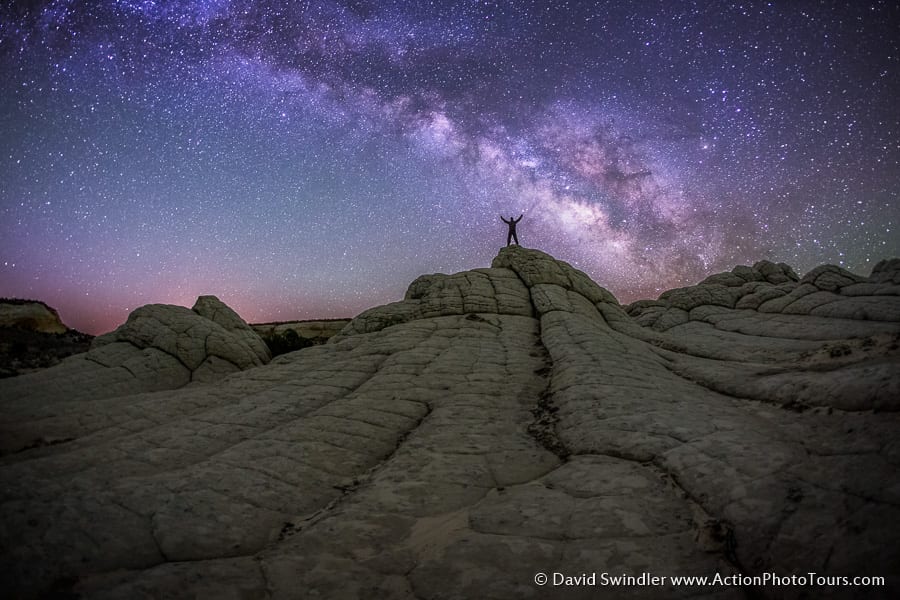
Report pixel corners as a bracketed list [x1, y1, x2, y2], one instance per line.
[1, 1, 898, 334]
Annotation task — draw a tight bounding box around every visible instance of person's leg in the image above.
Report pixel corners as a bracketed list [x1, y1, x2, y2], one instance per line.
[512, 231, 519, 245]
[507, 231, 512, 246]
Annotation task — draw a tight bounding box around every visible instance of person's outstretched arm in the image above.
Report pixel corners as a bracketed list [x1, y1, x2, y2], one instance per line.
[500, 215, 510, 224]
[514, 214, 523, 223]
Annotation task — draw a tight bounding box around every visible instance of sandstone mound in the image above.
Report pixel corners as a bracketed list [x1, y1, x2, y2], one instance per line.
[1, 248, 898, 599]
[0, 299, 68, 334]
[0, 295, 270, 454]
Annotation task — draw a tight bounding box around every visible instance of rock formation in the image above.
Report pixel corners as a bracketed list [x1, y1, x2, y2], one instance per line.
[0, 299, 93, 377]
[0, 295, 270, 454]
[1, 248, 898, 599]
[0, 299, 68, 334]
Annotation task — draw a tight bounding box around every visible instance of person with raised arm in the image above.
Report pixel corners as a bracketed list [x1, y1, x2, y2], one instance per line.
[500, 214, 523, 246]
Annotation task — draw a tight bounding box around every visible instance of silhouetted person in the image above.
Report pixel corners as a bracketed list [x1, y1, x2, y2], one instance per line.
[500, 214, 523, 246]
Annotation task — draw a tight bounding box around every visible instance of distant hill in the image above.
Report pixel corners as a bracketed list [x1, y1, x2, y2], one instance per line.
[0, 299, 92, 377]
[0, 298, 67, 333]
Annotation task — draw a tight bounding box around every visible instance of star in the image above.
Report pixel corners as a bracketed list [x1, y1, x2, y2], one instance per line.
[0, 1, 897, 333]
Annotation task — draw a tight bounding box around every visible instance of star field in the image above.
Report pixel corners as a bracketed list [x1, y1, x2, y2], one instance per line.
[1, 1, 898, 334]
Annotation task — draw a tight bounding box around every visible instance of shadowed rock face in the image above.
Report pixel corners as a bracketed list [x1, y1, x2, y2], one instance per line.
[1, 248, 898, 599]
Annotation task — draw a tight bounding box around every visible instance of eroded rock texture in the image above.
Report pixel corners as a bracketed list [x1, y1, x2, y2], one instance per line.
[1, 248, 898, 599]
[0, 295, 270, 454]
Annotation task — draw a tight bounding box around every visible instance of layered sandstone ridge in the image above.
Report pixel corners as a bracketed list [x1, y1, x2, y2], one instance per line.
[628, 258, 900, 328]
[1, 247, 898, 599]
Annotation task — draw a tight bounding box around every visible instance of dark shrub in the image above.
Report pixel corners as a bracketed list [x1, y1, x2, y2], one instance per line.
[265, 329, 314, 357]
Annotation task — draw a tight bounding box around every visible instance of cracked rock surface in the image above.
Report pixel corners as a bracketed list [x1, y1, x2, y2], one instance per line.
[0, 295, 270, 455]
[1, 247, 898, 599]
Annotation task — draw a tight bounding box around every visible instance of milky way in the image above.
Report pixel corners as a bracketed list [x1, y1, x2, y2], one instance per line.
[1, 1, 898, 334]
